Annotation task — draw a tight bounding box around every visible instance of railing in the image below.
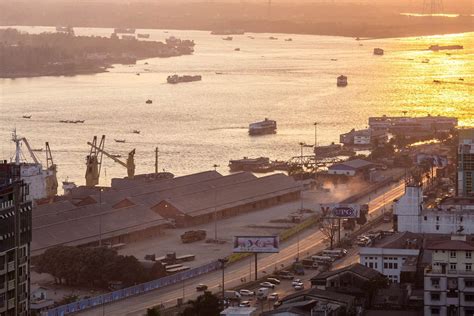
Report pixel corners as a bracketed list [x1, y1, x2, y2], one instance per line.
[7, 262, 14, 272]
[42, 260, 221, 316]
[7, 298, 15, 309]
[7, 280, 15, 291]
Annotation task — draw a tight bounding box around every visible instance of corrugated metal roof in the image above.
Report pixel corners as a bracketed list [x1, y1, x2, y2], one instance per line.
[164, 173, 301, 217]
[329, 159, 373, 171]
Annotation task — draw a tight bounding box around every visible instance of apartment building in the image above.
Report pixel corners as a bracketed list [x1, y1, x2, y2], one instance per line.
[424, 236, 474, 316]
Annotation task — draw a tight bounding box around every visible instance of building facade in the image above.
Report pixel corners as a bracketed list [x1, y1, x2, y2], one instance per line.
[359, 232, 421, 283]
[394, 185, 474, 234]
[458, 129, 474, 197]
[0, 164, 32, 316]
[424, 236, 474, 316]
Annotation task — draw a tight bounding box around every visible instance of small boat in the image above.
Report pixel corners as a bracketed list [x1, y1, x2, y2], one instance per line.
[22, 115, 32, 119]
[234, 48, 240, 51]
[248, 36, 255, 39]
[110, 154, 122, 158]
[215, 72, 224, 75]
[356, 37, 361, 41]
[115, 139, 126, 143]
[75, 120, 85, 123]
[429, 44, 463, 51]
[433, 80, 441, 84]
[285, 38, 293, 41]
[31, 148, 43, 152]
[422, 59, 430, 63]
[373, 48, 384, 56]
[459, 78, 464, 81]
[136, 73, 140, 76]
[167, 74, 202, 84]
[268, 36, 278, 40]
[146, 99, 153, 104]
[133, 130, 140, 134]
[222, 36, 233, 41]
[337, 75, 348, 87]
[331, 58, 338, 61]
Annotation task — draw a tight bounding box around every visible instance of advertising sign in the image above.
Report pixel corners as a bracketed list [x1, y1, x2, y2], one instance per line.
[320, 204, 360, 218]
[233, 236, 280, 253]
[416, 154, 448, 168]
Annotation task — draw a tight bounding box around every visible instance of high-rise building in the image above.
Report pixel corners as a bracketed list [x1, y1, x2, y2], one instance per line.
[458, 129, 474, 197]
[0, 162, 32, 316]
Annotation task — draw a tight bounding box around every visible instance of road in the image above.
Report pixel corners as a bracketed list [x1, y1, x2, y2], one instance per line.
[79, 180, 408, 316]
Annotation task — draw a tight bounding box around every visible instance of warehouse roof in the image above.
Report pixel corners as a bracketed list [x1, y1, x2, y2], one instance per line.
[329, 159, 374, 171]
[159, 173, 301, 217]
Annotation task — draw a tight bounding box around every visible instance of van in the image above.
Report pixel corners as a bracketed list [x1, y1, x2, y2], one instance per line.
[257, 287, 269, 300]
[311, 255, 334, 263]
[322, 249, 347, 258]
[224, 290, 242, 300]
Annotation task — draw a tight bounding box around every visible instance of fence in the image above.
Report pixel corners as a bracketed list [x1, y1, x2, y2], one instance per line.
[42, 260, 221, 316]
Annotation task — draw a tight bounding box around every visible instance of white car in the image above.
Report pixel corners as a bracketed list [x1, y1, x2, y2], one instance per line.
[268, 293, 279, 301]
[292, 279, 302, 286]
[294, 283, 304, 290]
[260, 281, 276, 289]
[239, 289, 255, 296]
[267, 277, 281, 285]
[239, 301, 251, 307]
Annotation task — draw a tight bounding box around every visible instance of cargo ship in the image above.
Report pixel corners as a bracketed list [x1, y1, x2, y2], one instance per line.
[229, 157, 271, 172]
[429, 45, 463, 51]
[4, 130, 58, 202]
[248, 118, 277, 136]
[167, 74, 202, 84]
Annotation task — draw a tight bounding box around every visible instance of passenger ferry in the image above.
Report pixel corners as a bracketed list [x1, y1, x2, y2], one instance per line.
[248, 118, 277, 136]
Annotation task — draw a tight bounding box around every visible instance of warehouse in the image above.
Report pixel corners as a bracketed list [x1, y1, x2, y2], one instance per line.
[152, 173, 302, 226]
[327, 159, 374, 176]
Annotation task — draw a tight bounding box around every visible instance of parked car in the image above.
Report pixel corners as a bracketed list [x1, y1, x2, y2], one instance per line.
[224, 290, 242, 300]
[275, 270, 294, 280]
[292, 279, 302, 286]
[294, 283, 304, 290]
[260, 281, 276, 289]
[267, 277, 281, 285]
[274, 300, 283, 308]
[196, 284, 208, 291]
[239, 301, 251, 307]
[239, 289, 255, 296]
[268, 293, 279, 301]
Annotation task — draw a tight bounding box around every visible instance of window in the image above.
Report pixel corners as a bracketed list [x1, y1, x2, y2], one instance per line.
[369, 262, 373, 268]
[451, 251, 457, 258]
[436, 216, 440, 221]
[450, 263, 457, 271]
[431, 278, 440, 287]
[467, 263, 472, 272]
[436, 225, 440, 231]
[431, 293, 440, 301]
[467, 251, 472, 259]
[424, 216, 427, 221]
[461, 216, 463, 222]
[384, 262, 388, 269]
[466, 294, 474, 302]
[388, 262, 393, 269]
[374, 262, 378, 269]
[431, 308, 440, 315]
[466, 279, 474, 287]
[393, 263, 398, 269]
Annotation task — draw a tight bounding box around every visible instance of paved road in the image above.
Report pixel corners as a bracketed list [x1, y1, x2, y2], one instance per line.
[79, 180, 408, 316]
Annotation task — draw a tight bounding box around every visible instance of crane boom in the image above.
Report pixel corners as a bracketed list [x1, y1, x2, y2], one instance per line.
[19, 137, 39, 164]
[87, 141, 128, 168]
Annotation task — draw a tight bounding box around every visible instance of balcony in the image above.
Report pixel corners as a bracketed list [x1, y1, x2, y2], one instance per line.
[7, 298, 15, 309]
[425, 265, 474, 275]
[7, 261, 14, 272]
[18, 275, 27, 284]
[7, 280, 15, 291]
[18, 256, 27, 265]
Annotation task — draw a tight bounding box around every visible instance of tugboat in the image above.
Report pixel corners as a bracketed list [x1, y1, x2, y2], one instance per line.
[222, 36, 233, 41]
[22, 115, 32, 119]
[146, 99, 153, 104]
[337, 75, 348, 87]
[248, 118, 277, 136]
[269, 36, 278, 40]
[114, 139, 126, 143]
[167, 74, 202, 84]
[133, 130, 141, 134]
[373, 48, 384, 55]
[234, 48, 240, 51]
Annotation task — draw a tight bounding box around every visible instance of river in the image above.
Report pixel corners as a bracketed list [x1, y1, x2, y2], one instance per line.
[0, 26, 472, 187]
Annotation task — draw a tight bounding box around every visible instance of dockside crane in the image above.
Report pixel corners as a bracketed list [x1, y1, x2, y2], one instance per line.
[85, 135, 136, 187]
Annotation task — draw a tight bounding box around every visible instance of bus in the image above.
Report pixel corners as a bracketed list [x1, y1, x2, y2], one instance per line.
[311, 255, 334, 263]
[322, 249, 347, 258]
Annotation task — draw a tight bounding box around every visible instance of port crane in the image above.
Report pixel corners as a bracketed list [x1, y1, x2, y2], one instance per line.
[85, 135, 135, 187]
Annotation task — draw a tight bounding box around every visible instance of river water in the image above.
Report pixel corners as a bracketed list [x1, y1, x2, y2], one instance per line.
[0, 26, 472, 187]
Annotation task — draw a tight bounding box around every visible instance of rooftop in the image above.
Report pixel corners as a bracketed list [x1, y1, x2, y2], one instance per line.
[328, 159, 374, 171]
[312, 263, 382, 282]
[363, 231, 423, 250]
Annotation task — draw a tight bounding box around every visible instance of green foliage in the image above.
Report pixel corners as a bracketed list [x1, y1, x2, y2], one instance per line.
[37, 246, 158, 289]
[146, 307, 161, 316]
[181, 292, 222, 316]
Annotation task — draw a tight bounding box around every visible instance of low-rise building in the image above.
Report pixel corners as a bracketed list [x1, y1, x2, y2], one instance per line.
[311, 263, 384, 291]
[394, 185, 474, 234]
[360, 232, 422, 283]
[424, 235, 474, 316]
[339, 128, 388, 146]
[327, 159, 374, 177]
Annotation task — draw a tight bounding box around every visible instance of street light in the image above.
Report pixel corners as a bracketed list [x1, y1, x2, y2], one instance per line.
[99, 188, 104, 246]
[218, 258, 228, 302]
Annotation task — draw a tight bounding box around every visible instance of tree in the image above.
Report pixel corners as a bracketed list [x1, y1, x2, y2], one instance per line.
[319, 217, 338, 250]
[181, 292, 221, 316]
[146, 307, 161, 316]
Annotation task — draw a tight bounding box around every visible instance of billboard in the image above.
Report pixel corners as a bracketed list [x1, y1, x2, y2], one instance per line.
[320, 204, 360, 218]
[416, 154, 448, 168]
[233, 236, 280, 253]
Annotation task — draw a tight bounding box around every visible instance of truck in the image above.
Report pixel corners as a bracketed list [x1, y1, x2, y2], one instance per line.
[180, 230, 206, 243]
[224, 290, 242, 300]
[257, 287, 269, 300]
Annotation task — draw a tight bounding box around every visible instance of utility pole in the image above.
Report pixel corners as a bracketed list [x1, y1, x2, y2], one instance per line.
[99, 188, 103, 246]
[218, 258, 228, 300]
[155, 147, 159, 174]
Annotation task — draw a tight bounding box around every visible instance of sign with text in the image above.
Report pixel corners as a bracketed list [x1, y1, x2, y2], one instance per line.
[320, 204, 360, 218]
[233, 236, 280, 253]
